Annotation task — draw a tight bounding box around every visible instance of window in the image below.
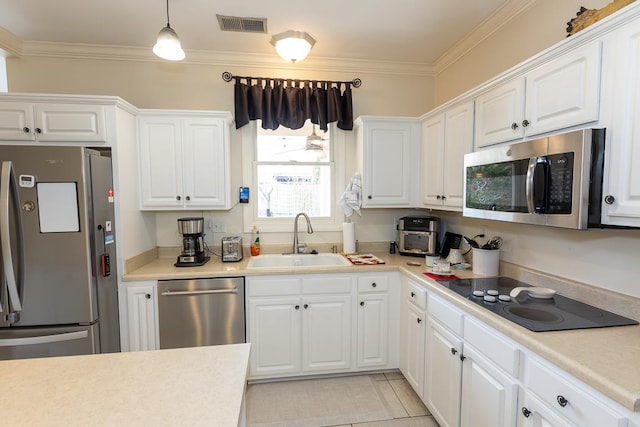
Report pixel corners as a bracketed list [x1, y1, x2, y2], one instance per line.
[243, 120, 345, 232]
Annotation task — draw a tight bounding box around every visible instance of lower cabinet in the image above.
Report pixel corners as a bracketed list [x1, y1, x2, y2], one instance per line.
[400, 277, 427, 398]
[247, 272, 398, 380]
[122, 281, 158, 352]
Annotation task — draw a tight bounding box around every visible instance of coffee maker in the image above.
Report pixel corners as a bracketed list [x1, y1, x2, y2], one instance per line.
[175, 217, 209, 267]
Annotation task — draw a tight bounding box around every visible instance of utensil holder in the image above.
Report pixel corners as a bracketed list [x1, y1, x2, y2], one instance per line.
[472, 248, 500, 276]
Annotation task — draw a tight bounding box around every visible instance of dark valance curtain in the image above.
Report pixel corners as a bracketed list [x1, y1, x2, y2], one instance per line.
[233, 77, 354, 131]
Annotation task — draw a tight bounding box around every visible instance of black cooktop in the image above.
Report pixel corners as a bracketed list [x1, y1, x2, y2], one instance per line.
[436, 277, 638, 332]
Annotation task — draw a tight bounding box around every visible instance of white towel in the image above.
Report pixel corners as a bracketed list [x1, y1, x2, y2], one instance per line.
[339, 172, 362, 217]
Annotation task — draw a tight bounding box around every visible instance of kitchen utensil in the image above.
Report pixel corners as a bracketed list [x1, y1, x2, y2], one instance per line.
[406, 261, 421, 266]
[463, 236, 479, 248]
[487, 236, 503, 250]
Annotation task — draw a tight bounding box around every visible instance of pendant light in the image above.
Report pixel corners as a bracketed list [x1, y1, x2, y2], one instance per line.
[270, 31, 316, 63]
[153, 0, 185, 61]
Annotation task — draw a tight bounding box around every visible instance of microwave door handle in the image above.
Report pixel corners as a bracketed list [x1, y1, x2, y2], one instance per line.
[1, 161, 24, 313]
[526, 157, 538, 214]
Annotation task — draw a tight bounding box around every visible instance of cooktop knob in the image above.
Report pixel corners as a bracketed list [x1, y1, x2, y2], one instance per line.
[498, 294, 511, 302]
[472, 290, 485, 297]
[487, 289, 499, 296]
[483, 295, 497, 303]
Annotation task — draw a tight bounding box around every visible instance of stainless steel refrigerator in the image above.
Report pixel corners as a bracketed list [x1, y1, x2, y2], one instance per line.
[0, 146, 120, 359]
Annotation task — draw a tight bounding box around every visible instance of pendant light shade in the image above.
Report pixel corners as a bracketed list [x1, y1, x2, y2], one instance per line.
[153, 0, 185, 61]
[270, 31, 316, 63]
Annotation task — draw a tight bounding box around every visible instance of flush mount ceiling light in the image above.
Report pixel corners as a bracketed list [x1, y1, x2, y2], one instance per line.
[152, 0, 185, 61]
[270, 30, 316, 63]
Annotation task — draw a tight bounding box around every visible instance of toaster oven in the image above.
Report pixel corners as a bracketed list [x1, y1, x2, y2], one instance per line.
[222, 236, 243, 262]
[397, 216, 439, 257]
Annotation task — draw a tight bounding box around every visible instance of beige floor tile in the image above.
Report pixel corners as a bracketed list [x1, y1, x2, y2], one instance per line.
[373, 379, 409, 418]
[353, 415, 440, 427]
[389, 379, 430, 417]
[370, 373, 388, 381]
[384, 371, 404, 380]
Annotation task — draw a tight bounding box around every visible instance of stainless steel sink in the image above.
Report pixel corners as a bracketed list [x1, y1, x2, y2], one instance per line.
[246, 253, 351, 269]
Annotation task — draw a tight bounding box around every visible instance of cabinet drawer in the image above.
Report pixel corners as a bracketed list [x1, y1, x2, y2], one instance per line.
[407, 280, 426, 310]
[247, 277, 300, 297]
[357, 275, 389, 293]
[527, 357, 626, 427]
[428, 294, 463, 336]
[302, 275, 352, 294]
[464, 316, 519, 377]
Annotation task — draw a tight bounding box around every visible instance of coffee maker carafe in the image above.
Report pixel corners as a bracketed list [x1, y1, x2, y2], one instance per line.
[175, 217, 209, 267]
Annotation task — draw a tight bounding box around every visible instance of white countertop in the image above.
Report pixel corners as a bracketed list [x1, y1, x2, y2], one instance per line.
[124, 252, 640, 413]
[0, 344, 250, 426]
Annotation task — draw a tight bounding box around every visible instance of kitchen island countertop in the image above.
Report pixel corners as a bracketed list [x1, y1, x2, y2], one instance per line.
[0, 343, 250, 426]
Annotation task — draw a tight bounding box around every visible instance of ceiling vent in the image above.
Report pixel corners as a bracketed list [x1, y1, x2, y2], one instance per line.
[216, 15, 267, 33]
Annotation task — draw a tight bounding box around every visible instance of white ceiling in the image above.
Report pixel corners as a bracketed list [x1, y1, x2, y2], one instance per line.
[0, 0, 510, 64]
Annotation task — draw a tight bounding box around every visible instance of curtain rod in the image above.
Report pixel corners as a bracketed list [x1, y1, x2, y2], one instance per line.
[221, 71, 362, 88]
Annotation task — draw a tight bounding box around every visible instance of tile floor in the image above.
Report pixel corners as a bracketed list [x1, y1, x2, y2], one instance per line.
[247, 371, 440, 427]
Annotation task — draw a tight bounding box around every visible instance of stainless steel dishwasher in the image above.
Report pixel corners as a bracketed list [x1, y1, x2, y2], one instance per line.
[157, 277, 245, 349]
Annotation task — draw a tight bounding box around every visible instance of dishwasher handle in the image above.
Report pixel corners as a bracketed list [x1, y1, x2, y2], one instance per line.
[161, 287, 239, 297]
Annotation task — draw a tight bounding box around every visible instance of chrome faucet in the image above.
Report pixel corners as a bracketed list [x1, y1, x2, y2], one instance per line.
[293, 212, 314, 254]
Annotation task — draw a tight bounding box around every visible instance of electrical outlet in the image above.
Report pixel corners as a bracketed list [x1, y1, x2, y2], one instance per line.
[213, 220, 226, 233]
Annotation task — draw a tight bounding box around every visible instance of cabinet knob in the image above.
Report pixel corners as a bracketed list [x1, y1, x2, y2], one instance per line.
[522, 119, 530, 128]
[22, 127, 30, 133]
[521, 407, 531, 418]
[176, 196, 181, 201]
[436, 195, 441, 200]
[511, 122, 519, 130]
[604, 195, 615, 205]
[371, 282, 377, 288]
[303, 304, 309, 309]
[410, 292, 416, 298]
[145, 293, 151, 299]
[295, 305, 300, 310]
[460, 354, 466, 362]
[35, 128, 42, 134]
[367, 195, 372, 199]
[416, 318, 422, 324]
[441, 195, 446, 200]
[450, 347, 457, 355]
[360, 301, 365, 306]
[186, 196, 191, 201]
[556, 395, 568, 408]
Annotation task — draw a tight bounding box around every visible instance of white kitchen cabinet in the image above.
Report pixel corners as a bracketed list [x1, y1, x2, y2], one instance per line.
[138, 111, 232, 210]
[425, 316, 463, 427]
[601, 21, 640, 227]
[356, 275, 390, 368]
[400, 278, 427, 398]
[355, 116, 421, 207]
[124, 283, 158, 352]
[421, 101, 474, 210]
[0, 102, 107, 142]
[475, 41, 601, 148]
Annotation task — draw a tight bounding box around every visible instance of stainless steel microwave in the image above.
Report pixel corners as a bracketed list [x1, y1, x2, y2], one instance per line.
[463, 128, 606, 229]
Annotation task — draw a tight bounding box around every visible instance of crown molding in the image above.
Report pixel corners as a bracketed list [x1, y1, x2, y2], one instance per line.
[434, 0, 537, 75]
[19, 40, 434, 78]
[0, 27, 23, 57]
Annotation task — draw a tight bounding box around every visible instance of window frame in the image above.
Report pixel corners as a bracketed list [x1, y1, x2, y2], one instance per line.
[242, 121, 346, 233]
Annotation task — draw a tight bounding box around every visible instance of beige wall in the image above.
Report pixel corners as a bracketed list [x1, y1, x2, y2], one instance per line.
[435, 0, 611, 105]
[6, 56, 434, 116]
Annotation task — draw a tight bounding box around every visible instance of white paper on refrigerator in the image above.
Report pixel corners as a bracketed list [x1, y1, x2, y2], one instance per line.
[37, 182, 80, 233]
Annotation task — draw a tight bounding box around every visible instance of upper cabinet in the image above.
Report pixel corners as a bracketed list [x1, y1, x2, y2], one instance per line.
[0, 102, 107, 143]
[474, 41, 602, 148]
[355, 116, 421, 208]
[421, 101, 474, 211]
[138, 111, 233, 210]
[601, 20, 640, 228]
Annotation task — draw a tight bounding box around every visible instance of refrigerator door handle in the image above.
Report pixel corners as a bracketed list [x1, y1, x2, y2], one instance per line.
[0, 330, 89, 347]
[1, 161, 25, 314]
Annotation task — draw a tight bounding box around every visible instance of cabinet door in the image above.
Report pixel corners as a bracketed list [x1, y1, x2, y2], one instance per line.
[248, 297, 301, 377]
[460, 345, 518, 427]
[524, 41, 601, 138]
[360, 120, 414, 207]
[138, 117, 183, 208]
[302, 294, 351, 372]
[182, 118, 228, 208]
[126, 285, 157, 352]
[421, 114, 445, 207]
[0, 102, 35, 140]
[405, 303, 426, 398]
[356, 292, 389, 368]
[602, 23, 640, 227]
[425, 318, 463, 427]
[443, 102, 474, 209]
[35, 104, 107, 142]
[474, 78, 525, 148]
